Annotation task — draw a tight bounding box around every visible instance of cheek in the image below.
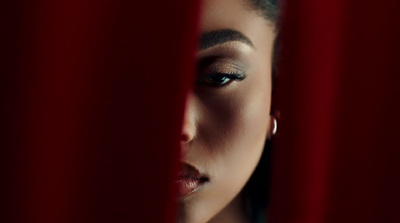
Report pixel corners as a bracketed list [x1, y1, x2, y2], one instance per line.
[197, 73, 271, 154]
[196, 72, 271, 196]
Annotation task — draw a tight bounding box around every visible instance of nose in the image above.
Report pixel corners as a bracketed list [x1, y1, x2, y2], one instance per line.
[181, 94, 196, 144]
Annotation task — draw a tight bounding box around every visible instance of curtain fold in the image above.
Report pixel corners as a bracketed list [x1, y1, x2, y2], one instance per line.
[1, 1, 199, 223]
[270, 1, 400, 223]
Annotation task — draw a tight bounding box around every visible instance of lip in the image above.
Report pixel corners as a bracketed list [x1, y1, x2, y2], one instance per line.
[176, 163, 209, 197]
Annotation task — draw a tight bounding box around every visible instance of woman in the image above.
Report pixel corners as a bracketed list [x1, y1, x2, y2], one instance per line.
[177, 0, 280, 223]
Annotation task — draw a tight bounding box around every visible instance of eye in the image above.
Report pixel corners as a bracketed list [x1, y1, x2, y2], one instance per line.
[196, 73, 246, 87]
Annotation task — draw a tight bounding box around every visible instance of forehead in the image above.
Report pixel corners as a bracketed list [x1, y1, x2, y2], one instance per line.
[199, 0, 274, 50]
[201, 0, 250, 29]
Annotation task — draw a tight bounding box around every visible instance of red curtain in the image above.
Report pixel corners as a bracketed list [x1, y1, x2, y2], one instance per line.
[269, 1, 400, 223]
[1, 1, 199, 223]
[1, 1, 399, 223]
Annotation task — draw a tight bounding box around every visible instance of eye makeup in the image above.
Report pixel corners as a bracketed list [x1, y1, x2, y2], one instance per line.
[196, 57, 248, 88]
[196, 72, 246, 87]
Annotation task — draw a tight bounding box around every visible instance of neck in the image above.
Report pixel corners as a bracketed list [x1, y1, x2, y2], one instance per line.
[207, 192, 251, 223]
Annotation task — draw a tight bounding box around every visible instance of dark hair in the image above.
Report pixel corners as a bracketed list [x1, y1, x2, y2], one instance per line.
[243, 140, 273, 223]
[243, 1, 280, 223]
[249, 0, 281, 80]
[249, 0, 280, 24]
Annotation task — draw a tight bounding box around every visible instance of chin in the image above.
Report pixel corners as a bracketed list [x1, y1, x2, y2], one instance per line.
[177, 193, 216, 223]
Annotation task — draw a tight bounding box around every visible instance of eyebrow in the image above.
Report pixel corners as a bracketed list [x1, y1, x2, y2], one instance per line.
[199, 29, 255, 50]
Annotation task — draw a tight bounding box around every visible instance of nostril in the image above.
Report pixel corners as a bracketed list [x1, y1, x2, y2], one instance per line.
[181, 132, 191, 143]
[181, 122, 194, 143]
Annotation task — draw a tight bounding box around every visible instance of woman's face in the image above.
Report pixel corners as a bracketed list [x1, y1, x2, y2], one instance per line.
[178, 0, 276, 222]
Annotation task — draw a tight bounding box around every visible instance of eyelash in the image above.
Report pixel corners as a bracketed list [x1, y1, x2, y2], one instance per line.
[196, 72, 247, 87]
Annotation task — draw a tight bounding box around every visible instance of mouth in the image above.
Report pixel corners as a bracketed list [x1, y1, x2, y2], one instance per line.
[176, 163, 209, 197]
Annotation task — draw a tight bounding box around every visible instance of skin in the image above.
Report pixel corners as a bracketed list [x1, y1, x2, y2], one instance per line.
[179, 0, 276, 222]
